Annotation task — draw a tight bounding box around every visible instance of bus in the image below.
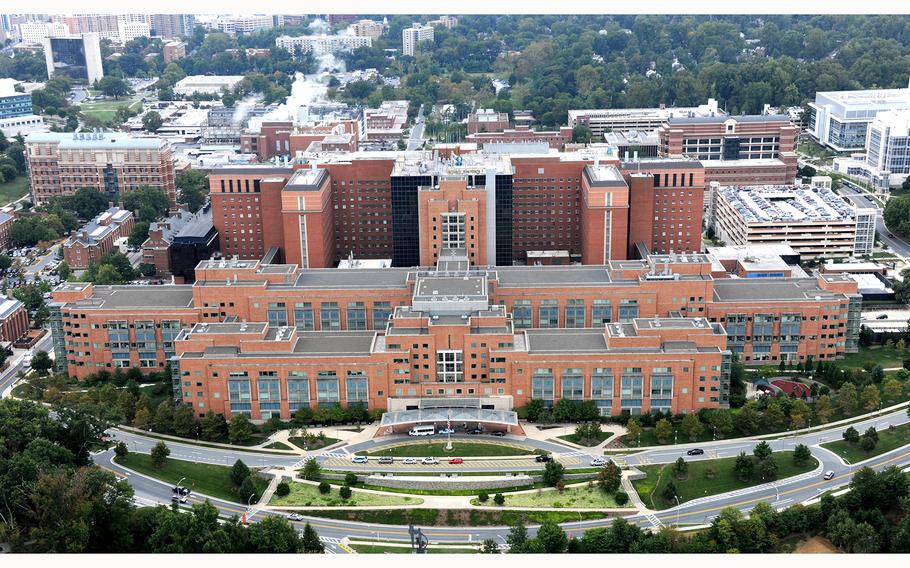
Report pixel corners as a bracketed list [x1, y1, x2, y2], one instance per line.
[408, 424, 435, 437]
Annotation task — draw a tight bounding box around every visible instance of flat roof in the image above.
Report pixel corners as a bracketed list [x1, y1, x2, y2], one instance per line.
[667, 114, 791, 125]
[284, 167, 328, 191]
[61, 285, 195, 309]
[26, 131, 164, 150]
[414, 276, 486, 300]
[526, 329, 608, 354]
[584, 164, 626, 186]
[293, 331, 375, 355]
[496, 266, 613, 287]
[293, 268, 410, 289]
[712, 278, 844, 302]
[380, 407, 518, 427]
[716, 185, 856, 223]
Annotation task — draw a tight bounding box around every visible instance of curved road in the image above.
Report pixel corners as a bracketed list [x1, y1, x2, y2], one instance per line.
[100, 405, 910, 551]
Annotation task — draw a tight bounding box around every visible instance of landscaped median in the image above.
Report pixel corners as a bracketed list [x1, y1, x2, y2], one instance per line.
[114, 453, 268, 504]
[821, 422, 910, 464]
[269, 480, 423, 507]
[631, 451, 818, 510]
[294, 508, 614, 526]
[471, 482, 630, 509]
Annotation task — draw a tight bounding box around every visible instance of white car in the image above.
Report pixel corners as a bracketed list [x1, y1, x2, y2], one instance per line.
[590, 457, 607, 467]
[287, 513, 303, 521]
[823, 470, 835, 480]
[438, 427, 455, 435]
[351, 455, 368, 464]
[402, 457, 418, 465]
[421, 457, 439, 465]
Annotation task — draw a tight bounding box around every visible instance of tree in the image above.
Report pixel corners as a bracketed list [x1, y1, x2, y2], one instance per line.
[152, 401, 174, 433]
[339, 485, 352, 500]
[478, 491, 489, 502]
[793, 443, 812, 466]
[228, 413, 253, 444]
[301, 458, 321, 480]
[0, 254, 11, 271]
[200, 411, 228, 441]
[142, 111, 163, 132]
[672, 457, 689, 479]
[344, 472, 358, 486]
[481, 539, 499, 553]
[681, 412, 704, 441]
[837, 381, 858, 412]
[535, 521, 568, 553]
[758, 457, 778, 480]
[275, 482, 290, 497]
[114, 441, 129, 459]
[708, 409, 734, 438]
[150, 441, 170, 468]
[129, 221, 151, 247]
[734, 452, 754, 481]
[246, 516, 302, 553]
[542, 460, 565, 486]
[176, 170, 209, 212]
[883, 377, 903, 403]
[132, 406, 151, 430]
[318, 481, 331, 494]
[171, 404, 198, 438]
[507, 521, 529, 552]
[753, 441, 773, 461]
[654, 418, 673, 443]
[301, 523, 324, 553]
[626, 418, 642, 445]
[597, 462, 622, 494]
[662, 480, 678, 503]
[30, 350, 53, 376]
[861, 384, 881, 412]
[863, 426, 879, 447]
[843, 426, 861, 444]
[239, 476, 259, 504]
[815, 394, 834, 424]
[493, 493, 505, 505]
[98, 75, 132, 99]
[231, 459, 251, 486]
[860, 435, 877, 452]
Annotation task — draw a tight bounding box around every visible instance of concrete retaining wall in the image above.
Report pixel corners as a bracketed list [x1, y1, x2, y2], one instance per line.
[317, 471, 597, 490]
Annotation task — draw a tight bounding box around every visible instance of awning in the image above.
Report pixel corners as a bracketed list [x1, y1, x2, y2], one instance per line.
[379, 407, 518, 427]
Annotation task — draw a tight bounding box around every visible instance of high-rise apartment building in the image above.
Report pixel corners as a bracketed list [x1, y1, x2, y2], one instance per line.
[25, 131, 176, 205]
[18, 21, 69, 45]
[402, 23, 434, 56]
[349, 19, 384, 39]
[275, 34, 372, 56]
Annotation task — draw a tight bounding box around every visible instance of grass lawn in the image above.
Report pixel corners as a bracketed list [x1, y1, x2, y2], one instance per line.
[300, 508, 611, 526]
[632, 452, 818, 510]
[474, 484, 627, 508]
[821, 422, 910, 464]
[263, 441, 293, 450]
[364, 441, 537, 458]
[115, 453, 267, 504]
[79, 98, 143, 124]
[0, 175, 28, 206]
[270, 481, 421, 507]
[798, 139, 836, 160]
[557, 431, 613, 447]
[350, 544, 477, 554]
[288, 436, 339, 450]
[837, 345, 905, 369]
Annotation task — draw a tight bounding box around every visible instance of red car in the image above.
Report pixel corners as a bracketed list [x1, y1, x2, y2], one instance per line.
[448, 457, 464, 464]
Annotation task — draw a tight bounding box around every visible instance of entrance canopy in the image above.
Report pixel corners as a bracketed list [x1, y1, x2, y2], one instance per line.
[379, 407, 518, 428]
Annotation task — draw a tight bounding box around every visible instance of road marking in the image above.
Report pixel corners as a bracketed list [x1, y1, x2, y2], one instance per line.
[645, 514, 664, 528]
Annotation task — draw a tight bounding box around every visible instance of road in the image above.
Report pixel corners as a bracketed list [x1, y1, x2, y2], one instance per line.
[23, 244, 61, 282]
[406, 105, 426, 151]
[100, 405, 910, 549]
[839, 182, 910, 259]
[0, 332, 54, 398]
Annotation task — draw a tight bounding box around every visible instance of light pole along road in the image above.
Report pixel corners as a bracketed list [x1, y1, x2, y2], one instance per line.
[98, 404, 910, 550]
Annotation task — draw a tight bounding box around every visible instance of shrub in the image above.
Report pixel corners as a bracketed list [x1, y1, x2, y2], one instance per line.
[614, 491, 629, 506]
[344, 472, 358, 486]
[493, 493, 505, 506]
[318, 481, 331, 494]
[478, 492, 490, 502]
[339, 485, 352, 500]
[275, 482, 290, 497]
[114, 441, 129, 459]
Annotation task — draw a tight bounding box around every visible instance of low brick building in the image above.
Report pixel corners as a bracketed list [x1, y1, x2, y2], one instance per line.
[0, 210, 14, 251]
[62, 207, 134, 269]
[0, 297, 28, 343]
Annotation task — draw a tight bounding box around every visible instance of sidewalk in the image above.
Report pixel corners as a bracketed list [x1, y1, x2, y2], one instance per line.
[521, 423, 628, 453]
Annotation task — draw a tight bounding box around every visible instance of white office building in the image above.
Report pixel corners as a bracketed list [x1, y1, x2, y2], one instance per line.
[568, 99, 724, 137]
[402, 23, 434, 57]
[808, 86, 910, 152]
[174, 75, 244, 96]
[275, 34, 372, 56]
[215, 15, 274, 35]
[42, 33, 104, 84]
[118, 20, 150, 43]
[18, 21, 69, 45]
[865, 110, 910, 189]
[711, 184, 876, 258]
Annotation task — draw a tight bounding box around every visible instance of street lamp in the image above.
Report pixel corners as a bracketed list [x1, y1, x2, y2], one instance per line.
[674, 495, 680, 527]
[176, 477, 185, 492]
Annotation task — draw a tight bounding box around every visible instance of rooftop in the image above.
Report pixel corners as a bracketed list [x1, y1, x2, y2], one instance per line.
[495, 265, 613, 287]
[667, 113, 791, 125]
[284, 167, 329, 191]
[0, 297, 24, 319]
[293, 331, 375, 355]
[59, 285, 195, 309]
[26, 131, 165, 150]
[294, 268, 410, 289]
[716, 184, 856, 223]
[65, 207, 132, 248]
[816, 88, 910, 108]
[584, 163, 626, 186]
[712, 278, 845, 302]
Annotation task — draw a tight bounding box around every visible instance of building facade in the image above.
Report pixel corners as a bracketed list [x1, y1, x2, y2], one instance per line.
[275, 35, 372, 56]
[0, 78, 45, 137]
[568, 99, 724, 138]
[62, 206, 134, 269]
[402, 23, 434, 56]
[809, 87, 910, 152]
[0, 298, 28, 343]
[25, 131, 177, 206]
[42, 33, 103, 84]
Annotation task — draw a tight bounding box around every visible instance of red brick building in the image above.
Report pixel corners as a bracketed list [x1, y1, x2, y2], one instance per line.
[62, 207, 134, 269]
[467, 109, 510, 134]
[0, 297, 28, 343]
[0, 211, 13, 251]
[466, 125, 573, 150]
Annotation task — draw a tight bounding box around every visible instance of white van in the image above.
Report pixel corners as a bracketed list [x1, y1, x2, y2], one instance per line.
[408, 425, 435, 437]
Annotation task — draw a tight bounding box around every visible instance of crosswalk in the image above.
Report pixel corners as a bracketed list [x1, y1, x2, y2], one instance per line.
[558, 450, 589, 458]
[645, 513, 664, 528]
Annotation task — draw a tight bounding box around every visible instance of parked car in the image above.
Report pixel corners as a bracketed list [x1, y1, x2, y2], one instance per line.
[888, 233, 895, 238]
[877, 314, 889, 320]
[686, 448, 704, 456]
[823, 470, 836, 480]
[491, 431, 506, 437]
[402, 458, 418, 465]
[351, 455, 368, 464]
[590, 457, 607, 467]
[438, 427, 455, 435]
[421, 457, 439, 465]
[466, 428, 484, 435]
[378, 456, 394, 464]
[288, 513, 303, 521]
[172, 486, 190, 496]
[448, 458, 464, 464]
[171, 495, 187, 504]
[535, 455, 553, 463]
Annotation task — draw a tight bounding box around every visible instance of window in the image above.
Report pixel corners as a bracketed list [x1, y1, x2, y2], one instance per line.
[347, 302, 367, 330]
[287, 372, 309, 411]
[161, 320, 182, 357]
[134, 320, 156, 350]
[267, 302, 288, 327]
[513, 300, 532, 328]
[539, 300, 559, 328]
[436, 350, 463, 382]
[257, 378, 281, 418]
[561, 368, 584, 399]
[346, 372, 369, 403]
[294, 303, 314, 331]
[620, 367, 643, 413]
[441, 212, 466, 248]
[565, 299, 585, 328]
[591, 368, 614, 415]
[228, 375, 251, 415]
[320, 302, 340, 331]
[107, 320, 129, 351]
[619, 299, 639, 322]
[532, 368, 554, 403]
[592, 299, 612, 326]
[316, 372, 340, 404]
[650, 367, 674, 410]
[372, 302, 392, 330]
